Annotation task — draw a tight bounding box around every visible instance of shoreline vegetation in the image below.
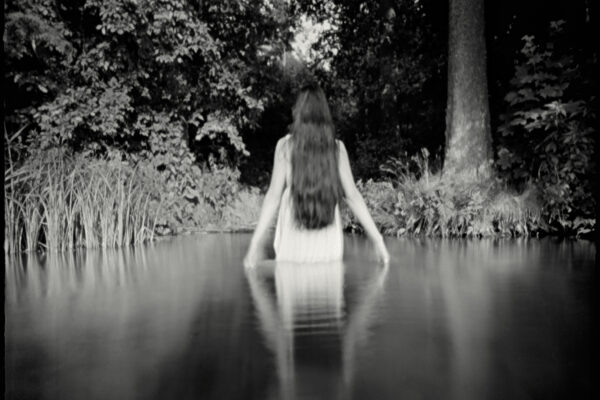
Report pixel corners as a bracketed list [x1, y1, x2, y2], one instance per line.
[4, 148, 595, 255]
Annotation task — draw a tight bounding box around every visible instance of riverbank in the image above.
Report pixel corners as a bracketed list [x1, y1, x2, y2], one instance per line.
[5, 151, 595, 255]
[343, 176, 596, 240]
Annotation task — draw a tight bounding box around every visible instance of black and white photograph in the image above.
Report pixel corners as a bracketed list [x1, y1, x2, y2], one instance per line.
[3, 0, 598, 399]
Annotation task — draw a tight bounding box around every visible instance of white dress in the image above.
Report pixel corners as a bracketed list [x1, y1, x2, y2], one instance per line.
[273, 135, 344, 263]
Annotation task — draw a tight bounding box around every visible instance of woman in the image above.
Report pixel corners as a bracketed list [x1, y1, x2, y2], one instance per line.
[244, 83, 389, 267]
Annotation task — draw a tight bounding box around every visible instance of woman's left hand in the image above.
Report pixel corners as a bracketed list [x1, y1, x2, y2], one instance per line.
[375, 239, 390, 265]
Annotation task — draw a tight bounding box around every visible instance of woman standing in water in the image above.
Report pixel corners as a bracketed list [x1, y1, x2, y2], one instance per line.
[244, 83, 389, 267]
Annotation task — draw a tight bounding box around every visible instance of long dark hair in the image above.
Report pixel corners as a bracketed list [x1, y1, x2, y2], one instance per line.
[290, 83, 343, 229]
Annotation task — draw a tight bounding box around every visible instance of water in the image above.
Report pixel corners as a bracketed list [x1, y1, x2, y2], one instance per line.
[5, 234, 596, 400]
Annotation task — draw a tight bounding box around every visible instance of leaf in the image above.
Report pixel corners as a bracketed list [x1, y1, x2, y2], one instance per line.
[504, 91, 519, 104]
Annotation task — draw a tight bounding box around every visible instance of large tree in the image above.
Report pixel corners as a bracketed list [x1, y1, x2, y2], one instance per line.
[443, 0, 492, 179]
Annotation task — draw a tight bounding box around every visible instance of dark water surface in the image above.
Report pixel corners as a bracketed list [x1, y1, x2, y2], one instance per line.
[5, 234, 596, 400]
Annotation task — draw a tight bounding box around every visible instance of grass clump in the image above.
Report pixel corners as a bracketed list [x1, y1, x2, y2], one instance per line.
[4, 149, 161, 254]
[391, 174, 542, 237]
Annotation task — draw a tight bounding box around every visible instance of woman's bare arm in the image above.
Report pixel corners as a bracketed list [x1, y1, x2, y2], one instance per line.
[244, 138, 287, 267]
[337, 141, 389, 263]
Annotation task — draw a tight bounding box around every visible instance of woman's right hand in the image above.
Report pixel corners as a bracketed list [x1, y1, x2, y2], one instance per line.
[243, 250, 258, 270]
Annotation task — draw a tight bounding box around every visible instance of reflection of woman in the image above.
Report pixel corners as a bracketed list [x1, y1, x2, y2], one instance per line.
[244, 83, 389, 266]
[245, 261, 388, 400]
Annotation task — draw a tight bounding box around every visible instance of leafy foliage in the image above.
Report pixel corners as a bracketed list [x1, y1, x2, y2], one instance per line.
[33, 79, 133, 149]
[296, 0, 447, 178]
[4, 0, 292, 160]
[127, 112, 252, 233]
[497, 21, 596, 227]
[343, 179, 397, 234]
[345, 151, 547, 238]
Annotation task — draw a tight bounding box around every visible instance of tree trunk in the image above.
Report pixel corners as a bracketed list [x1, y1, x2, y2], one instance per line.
[444, 0, 492, 179]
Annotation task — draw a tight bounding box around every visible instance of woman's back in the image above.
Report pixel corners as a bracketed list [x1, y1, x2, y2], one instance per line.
[243, 84, 388, 268]
[273, 134, 344, 263]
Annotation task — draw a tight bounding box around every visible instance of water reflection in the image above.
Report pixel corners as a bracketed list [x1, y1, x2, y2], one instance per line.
[6, 246, 151, 303]
[246, 261, 388, 400]
[343, 236, 595, 400]
[4, 235, 595, 400]
[5, 235, 256, 400]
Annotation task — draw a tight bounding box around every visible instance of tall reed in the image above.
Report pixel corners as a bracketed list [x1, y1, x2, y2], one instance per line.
[4, 150, 162, 254]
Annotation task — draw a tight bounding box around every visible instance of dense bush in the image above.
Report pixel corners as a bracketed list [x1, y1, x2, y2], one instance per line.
[343, 179, 397, 235]
[497, 21, 596, 233]
[392, 175, 542, 238]
[4, 0, 293, 160]
[148, 160, 262, 235]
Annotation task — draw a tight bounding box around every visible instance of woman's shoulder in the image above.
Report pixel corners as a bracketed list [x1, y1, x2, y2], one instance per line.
[278, 134, 292, 149]
[335, 138, 347, 154]
[276, 134, 291, 145]
[276, 134, 292, 159]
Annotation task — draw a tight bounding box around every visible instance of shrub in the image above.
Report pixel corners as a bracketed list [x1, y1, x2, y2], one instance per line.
[343, 179, 397, 235]
[497, 21, 596, 228]
[126, 112, 256, 234]
[345, 150, 546, 238]
[399, 175, 543, 237]
[151, 163, 254, 234]
[219, 188, 264, 231]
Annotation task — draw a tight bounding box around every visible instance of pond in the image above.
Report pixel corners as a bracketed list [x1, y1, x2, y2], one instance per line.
[5, 234, 596, 400]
